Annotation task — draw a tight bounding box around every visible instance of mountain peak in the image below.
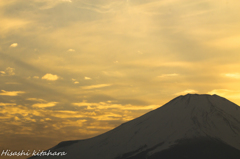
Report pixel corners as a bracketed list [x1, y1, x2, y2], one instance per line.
[169, 93, 233, 110]
[162, 94, 240, 122]
[179, 93, 220, 99]
[31, 94, 240, 159]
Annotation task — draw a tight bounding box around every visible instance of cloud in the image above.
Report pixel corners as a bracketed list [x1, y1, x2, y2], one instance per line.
[0, 18, 29, 35]
[0, 67, 15, 76]
[72, 78, 79, 84]
[86, 124, 114, 130]
[5, 67, 15, 75]
[84, 77, 92, 80]
[0, 105, 43, 121]
[26, 98, 47, 102]
[0, 71, 5, 75]
[0, 103, 17, 106]
[102, 71, 125, 77]
[62, 0, 72, 2]
[208, 89, 240, 99]
[174, 89, 198, 96]
[33, 76, 39, 79]
[67, 49, 75, 52]
[92, 113, 122, 121]
[32, 102, 58, 108]
[224, 73, 240, 79]
[76, 1, 122, 14]
[158, 73, 179, 78]
[71, 101, 160, 124]
[51, 110, 84, 118]
[73, 101, 159, 111]
[0, 90, 25, 96]
[82, 84, 112, 89]
[72, 101, 160, 123]
[61, 119, 87, 127]
[34, 0, 72, 10]
[42, 73, 59, 81]
[9, 43, 18, 48]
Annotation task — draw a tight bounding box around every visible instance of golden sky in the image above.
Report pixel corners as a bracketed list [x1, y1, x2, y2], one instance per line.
[1, 0, 240, 156]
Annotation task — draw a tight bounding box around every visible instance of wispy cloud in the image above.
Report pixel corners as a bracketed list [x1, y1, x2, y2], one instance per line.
[51, 110, 84, 118]
[0, 103, 16, 106]
[72, 78, 79, 84]
[84, 77, 91, 80]
[158, 73, 179, 78]
[35, 0, 72, 10]
[102, 71, 125, 77]
[0, 71, 5, 75]
[208, 89, 240, 99]
[77, 1, 121, 14]
[174, 89, 198, 96]
[92, 113, 122, 121]
[26, 98, 47, 102]
[42, 73, 59, 81]
[0, 67, 15, 76]
[224, 73, 240, 79]
[82, 84, 112, 89]
[32, 102, 58, 108]
[0, 17, 29, 35]
[62, 0, 72, 2]
[9, 43, 18, 48]
[73, 101, 159, 111]
[0, 90, 25, 96]
[67, 49, 75, 52]
[0, 105, 42, 120]
[33, 76, 39, 79]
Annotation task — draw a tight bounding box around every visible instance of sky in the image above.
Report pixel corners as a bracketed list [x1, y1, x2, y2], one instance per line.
[1, 0, 240, 156]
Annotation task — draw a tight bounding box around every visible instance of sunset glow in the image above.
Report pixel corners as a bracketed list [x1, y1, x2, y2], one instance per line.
[1, 0, 240, 158]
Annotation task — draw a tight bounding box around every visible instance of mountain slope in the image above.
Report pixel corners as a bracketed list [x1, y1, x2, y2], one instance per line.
[30, 94, 240, 159]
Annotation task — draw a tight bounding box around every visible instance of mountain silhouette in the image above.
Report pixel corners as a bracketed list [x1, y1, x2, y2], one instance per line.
[29, 94, 240, 159]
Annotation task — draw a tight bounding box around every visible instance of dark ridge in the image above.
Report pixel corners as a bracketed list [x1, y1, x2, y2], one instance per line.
[149, 137, 240, 159]
[115, 144, 147, 159]
[51, 140, 79, 150]
[116, 142, 164, 159]
[116, 137, 240, 159]
[185, 93, 215, 96]
[28, 140, 79, 159]
[182, 93, 221, 98]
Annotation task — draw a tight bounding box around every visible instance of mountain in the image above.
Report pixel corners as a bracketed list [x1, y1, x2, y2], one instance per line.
[30, 94, 240, 159]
